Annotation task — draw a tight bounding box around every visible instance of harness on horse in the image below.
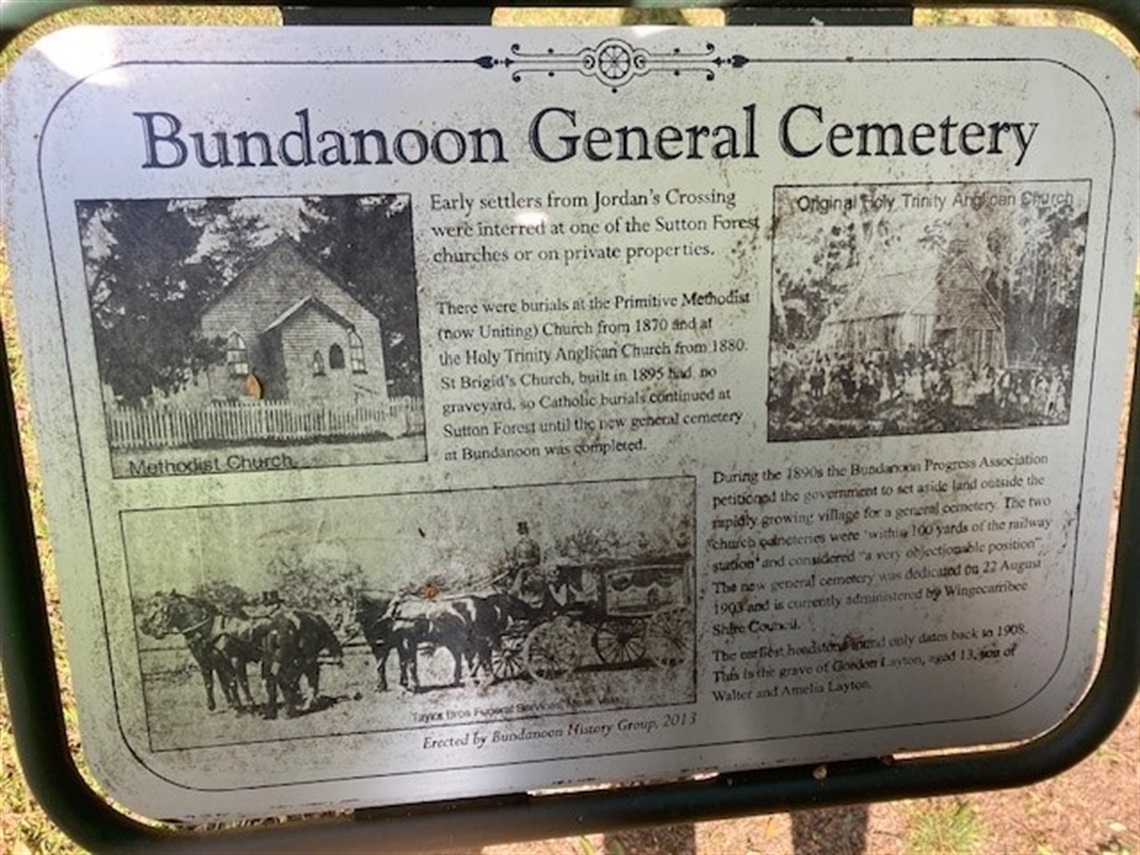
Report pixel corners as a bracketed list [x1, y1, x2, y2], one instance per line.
[177, 613, 213, 636]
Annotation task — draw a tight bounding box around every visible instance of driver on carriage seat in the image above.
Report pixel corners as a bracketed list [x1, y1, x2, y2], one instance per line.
[507, 521, 543, 605]
[507, 521, 577, 608]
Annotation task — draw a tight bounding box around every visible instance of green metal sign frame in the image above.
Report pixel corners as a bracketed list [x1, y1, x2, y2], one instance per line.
[0, 2, 1136, 851]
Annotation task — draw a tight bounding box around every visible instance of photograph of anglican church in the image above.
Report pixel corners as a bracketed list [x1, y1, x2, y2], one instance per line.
[767, 180, 1090, 441]
[77, 194, 426, 476]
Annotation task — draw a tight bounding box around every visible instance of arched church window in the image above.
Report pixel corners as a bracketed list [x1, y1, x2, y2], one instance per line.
[312, 350, 325, 376]
[349, 330, 366, 373]
[226, 331, 249, 377]
[329, 343, 345, 370]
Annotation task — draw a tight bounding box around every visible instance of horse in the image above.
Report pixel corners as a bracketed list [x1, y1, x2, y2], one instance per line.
[212, 612, 272, 712]
[139, 590, 342, 719]
[452, 592, 539, 682]
[137, 591, 257, 713]
[354, 591, 537, 692]
[354, 592, 414, 692]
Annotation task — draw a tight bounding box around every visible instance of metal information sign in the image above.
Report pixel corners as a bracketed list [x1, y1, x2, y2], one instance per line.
[1, 24, 1137, 825]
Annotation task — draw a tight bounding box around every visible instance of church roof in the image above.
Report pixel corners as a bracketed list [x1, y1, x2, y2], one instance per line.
[200, 235, 379, 325]
[263, 294, 355, 334]
[823, 254, 1003, 331]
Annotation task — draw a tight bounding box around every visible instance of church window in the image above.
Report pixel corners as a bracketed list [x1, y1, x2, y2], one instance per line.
[226, 332, 249, 377]
[349, 330, 366, 373]
[329, 343, 345, 370]
[312, 350, 325, 376]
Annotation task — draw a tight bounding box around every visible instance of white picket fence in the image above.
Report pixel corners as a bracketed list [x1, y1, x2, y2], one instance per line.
[106, 397, 425, 451]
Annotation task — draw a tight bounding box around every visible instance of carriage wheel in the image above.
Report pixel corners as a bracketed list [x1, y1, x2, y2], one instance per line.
[524, 616, 582, 681]
[490, 636, 527, 682]
[592, 619, 647, 666]
[645, 610, 689, 667]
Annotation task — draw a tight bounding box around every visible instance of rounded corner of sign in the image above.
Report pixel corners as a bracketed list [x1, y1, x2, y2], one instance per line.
[1053, 13, 1139, 60]
[2, 24, 135, 115]
[81, 749, 195, 827]
[1040, 24, 1140, 87]
[1016, 650, 1131, 750]
[3, 23, 90, 77]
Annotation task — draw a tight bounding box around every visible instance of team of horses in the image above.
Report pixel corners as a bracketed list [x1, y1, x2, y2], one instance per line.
[138, 591, 343, 719]
[354, 590, 540, 692]
[138, 588, 540, 717]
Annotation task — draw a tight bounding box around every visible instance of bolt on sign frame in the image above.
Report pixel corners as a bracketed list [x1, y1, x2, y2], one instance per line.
[0, 1, 1137, 851]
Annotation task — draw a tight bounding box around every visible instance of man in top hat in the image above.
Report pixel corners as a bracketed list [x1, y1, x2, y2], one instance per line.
[508, 521, 545, 606]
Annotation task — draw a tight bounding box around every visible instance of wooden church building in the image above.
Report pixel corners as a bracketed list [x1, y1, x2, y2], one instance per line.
[819, 247, 1006, 369]
[188, 237, 388, 405]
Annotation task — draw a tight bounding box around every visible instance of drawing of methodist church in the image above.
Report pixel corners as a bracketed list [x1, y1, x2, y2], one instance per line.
[818, 249, 1006, 370]
[183, 237, 388, 406]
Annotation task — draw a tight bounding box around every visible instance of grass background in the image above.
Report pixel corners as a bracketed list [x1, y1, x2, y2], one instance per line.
[0, 5, 1137, 854]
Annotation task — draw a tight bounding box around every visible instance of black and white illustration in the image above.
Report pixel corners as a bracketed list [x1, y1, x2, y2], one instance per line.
[768, 181, 1090, 442]
[127, 478, 695, 750]
[77, 194, 426, 475]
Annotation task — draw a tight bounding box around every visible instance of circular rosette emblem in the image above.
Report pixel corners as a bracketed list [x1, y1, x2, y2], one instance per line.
[583, 39, 648, 89]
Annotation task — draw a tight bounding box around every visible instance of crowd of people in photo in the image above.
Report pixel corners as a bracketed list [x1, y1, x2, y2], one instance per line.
[770, 342, 1072, 436]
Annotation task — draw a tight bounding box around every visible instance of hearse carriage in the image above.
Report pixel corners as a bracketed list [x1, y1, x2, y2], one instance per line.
[491, 553, 692, 681]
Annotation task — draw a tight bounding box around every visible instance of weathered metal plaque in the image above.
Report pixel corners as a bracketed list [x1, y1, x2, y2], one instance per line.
[1, 25, 1136, 821]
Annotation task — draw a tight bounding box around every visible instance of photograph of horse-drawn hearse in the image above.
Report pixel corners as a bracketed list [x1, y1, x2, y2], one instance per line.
[126, 477, 695, 751]
[768, 180, 1091, 442]
[76, 193, 426, 476]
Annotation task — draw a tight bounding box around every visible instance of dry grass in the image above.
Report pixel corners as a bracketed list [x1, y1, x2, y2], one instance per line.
[1, 6, 1137, 854]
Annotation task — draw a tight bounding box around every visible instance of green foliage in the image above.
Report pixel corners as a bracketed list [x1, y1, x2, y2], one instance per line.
[575, 836, 628, 855]
[189, 579, 251, 616]
[557, 525, 625, 562]
[265, 545, 365, 620]
[907, 800, 986, 855]
[78, 199, 230, 404]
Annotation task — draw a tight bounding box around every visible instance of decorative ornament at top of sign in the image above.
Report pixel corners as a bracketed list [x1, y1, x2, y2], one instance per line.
[492, 39, 751, 92]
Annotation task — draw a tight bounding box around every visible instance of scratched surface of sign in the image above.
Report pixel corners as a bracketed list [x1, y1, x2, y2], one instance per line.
[1, 25, 1136, 821]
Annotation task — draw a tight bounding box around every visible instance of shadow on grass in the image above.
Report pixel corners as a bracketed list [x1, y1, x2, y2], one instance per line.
[791, 805, 870, 855]
[593, 805, 869, 855]
[604, 823, 697, 854]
